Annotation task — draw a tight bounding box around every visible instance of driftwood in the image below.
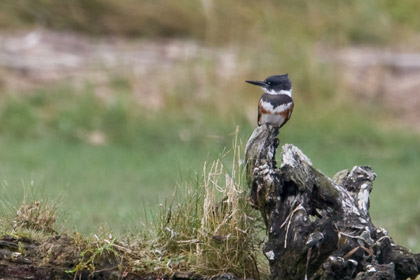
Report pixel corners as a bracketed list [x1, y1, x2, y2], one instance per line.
[245, 125, 420, 280]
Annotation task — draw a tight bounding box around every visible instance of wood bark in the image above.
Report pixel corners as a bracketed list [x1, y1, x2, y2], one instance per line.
[245, 125, 420, 280]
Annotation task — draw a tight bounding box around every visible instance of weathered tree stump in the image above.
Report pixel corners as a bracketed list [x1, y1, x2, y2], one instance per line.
[245, 125, 420, 280]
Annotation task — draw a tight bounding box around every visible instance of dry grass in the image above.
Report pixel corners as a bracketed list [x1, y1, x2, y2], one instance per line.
[12, 197, 58, 234]
[0, 184, 61, 237]
[130, 128, 266, 278]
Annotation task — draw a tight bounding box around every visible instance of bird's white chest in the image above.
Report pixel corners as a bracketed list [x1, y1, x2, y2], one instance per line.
[260, 113, 286, 126]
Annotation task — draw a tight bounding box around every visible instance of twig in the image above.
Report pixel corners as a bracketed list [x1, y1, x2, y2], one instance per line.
[280, 204, 305, 248]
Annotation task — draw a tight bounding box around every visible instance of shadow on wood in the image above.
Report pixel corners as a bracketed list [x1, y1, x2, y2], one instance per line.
[245, 125, 420, 280]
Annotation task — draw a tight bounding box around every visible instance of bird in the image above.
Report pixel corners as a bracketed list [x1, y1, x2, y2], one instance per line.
[246, 74, 294, 128]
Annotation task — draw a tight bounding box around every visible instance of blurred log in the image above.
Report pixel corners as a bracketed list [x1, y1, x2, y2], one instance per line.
[245, 125, 420, 280]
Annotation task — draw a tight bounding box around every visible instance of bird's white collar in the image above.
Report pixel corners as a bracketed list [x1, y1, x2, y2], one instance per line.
[262, 88, 292, 97]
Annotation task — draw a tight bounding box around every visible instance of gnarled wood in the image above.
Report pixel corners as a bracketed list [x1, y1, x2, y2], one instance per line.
[245, 125, 420, 280]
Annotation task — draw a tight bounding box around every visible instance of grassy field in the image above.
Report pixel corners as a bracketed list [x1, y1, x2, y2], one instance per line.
[0, 80, 419, 254]
[0, 0, 419, 273]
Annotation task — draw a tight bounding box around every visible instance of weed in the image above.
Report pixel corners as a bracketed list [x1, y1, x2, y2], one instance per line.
[66, 234, 119, 276]
[12, 195, 58, 234]
[0, 182, 61, 236]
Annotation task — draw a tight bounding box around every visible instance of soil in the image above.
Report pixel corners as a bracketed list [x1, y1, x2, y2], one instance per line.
[0, 235, 239, 280]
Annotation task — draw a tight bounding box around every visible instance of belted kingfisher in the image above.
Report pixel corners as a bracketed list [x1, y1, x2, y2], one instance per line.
[246, 74, 294, 128]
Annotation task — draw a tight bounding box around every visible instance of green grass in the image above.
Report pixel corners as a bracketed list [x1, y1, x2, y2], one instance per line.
[0, 84, 419, 252]
[0, 121, 237, 235]
[0, 135, 232, 232]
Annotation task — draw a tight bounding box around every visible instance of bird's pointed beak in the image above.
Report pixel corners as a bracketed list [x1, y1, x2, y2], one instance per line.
[245, 80, 267, 87]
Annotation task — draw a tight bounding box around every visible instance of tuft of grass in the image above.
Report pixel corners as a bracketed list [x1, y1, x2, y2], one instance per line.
[143, 130, 265, 278]
[65, 233, 120, 276]
[0, 183, 62, 237]
[12, 196, 58, 234]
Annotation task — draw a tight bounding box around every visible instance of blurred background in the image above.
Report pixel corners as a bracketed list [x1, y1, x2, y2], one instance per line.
[0, 0, 419, 250]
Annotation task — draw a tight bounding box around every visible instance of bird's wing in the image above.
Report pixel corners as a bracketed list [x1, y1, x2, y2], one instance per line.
[288, 102, 294, 119]
[257, 99, 262, 126]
